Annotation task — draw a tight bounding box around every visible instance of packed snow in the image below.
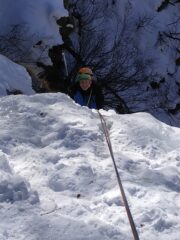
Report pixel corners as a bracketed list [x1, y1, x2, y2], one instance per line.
[0, 92, 180, 240]
[0, 54, 35, 96]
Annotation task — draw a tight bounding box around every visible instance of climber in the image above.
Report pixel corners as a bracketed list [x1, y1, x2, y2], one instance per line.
[69, 67, 104, 109]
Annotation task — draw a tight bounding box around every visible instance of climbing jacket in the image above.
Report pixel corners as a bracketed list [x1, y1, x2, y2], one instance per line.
[69, 82, 104, 110]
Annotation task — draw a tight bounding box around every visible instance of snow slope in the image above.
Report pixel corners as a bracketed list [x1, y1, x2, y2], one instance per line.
[0, 93, 180, 240]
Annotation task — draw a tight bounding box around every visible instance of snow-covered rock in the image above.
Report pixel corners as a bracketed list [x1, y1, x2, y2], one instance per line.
[0, 54, 35, 96]
[0, 0, 67, 45]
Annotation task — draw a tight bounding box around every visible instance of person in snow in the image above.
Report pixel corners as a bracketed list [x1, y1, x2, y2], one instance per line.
[69, 67, 104, 109]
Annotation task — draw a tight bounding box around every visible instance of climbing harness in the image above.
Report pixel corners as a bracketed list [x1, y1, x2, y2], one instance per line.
[97, 110, 140, 240]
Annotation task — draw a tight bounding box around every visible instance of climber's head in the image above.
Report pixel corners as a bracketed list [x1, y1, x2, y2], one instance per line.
[76, 73, 92, 91]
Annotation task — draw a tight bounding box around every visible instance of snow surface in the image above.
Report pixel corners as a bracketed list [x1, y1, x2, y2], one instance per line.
[0, 93, 180, 240]
[0, 54, 35, 96]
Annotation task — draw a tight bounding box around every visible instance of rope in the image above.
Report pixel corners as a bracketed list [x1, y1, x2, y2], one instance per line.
[86, 88, 93, 107]
[97, 110, 140, 240]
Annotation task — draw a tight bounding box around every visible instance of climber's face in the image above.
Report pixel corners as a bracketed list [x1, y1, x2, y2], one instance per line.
[79, 79, 92, 91]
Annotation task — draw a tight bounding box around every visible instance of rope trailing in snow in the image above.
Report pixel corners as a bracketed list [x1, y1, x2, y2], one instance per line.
[97, 110, 140, 240]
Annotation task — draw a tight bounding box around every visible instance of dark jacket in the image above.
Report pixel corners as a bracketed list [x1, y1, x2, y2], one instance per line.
[69, 82, 104, 110]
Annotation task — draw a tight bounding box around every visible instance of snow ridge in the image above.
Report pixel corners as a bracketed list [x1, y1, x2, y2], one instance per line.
[0, 93, 180, 239]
